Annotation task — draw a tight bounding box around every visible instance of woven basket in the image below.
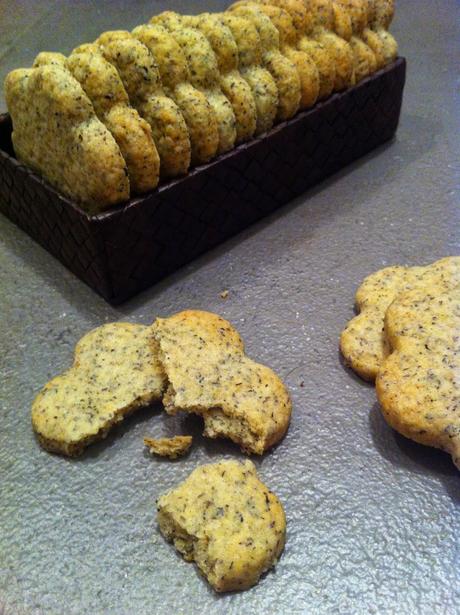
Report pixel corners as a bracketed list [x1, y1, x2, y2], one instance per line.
[0, 58, 406, 304]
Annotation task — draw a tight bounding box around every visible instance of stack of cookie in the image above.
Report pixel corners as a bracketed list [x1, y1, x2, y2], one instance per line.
[340, 256, 460, 470]
[4, 1, 398, 212]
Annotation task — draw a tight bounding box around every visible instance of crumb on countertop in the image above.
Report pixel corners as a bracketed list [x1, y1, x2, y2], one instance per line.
[144, 435, 193, 459]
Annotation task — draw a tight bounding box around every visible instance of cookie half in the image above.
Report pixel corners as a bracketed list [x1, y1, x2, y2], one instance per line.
[152, 310, 292, 454]
[32, 323, 166, 456]
[157, 459, 286, 591]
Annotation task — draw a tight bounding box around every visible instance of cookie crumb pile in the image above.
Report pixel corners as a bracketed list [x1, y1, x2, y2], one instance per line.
[4, 1, 398, 211]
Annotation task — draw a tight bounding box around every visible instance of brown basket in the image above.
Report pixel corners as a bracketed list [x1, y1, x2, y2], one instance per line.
[0, 58, 406, 304]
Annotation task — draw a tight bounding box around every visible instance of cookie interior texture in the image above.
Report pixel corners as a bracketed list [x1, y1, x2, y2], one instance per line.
[151, 310, 292, 454]
[32, 323, 166, 456]
[376, 286, 460, 469]
[157, 459, 286, 592]
[340, 256, 460, 381]
[144, 435, 192, 459]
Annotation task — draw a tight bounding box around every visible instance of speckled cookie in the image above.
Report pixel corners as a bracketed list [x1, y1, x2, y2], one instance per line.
[157, 459, 286, 592]
[376, 286, 460, 470]
[260, 0, 336, 99]
[32, 323, 166, 456]
[33, 51, 67, 67]
[334, 0, 378, 81]
[224, 5, 300, 121]
[36, 47, 160, 194]
[132, 24, 220, 164]
[151, 310, 292, 455]
[260, 0, 314, 33]
[150, 13, 237, 154]
[295, 35, 336, 99]
[361, 26, 385, 69]
[96, 31, 191, 178]
[372, 0, 395, 29]
[244, 3, 320, 108]
[309, 0, 355, 89]
[182, 13, 258, 143]
[221, 14, 279, 135]
[332, 1, 353, 40]
[368, 0, 398, 64]
[144, 435, 192, 459]
[340, 257, 460, 381]
[4, 65, 129, 211]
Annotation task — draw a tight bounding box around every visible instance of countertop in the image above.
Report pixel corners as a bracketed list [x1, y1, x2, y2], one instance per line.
[0, 2, 458, 614]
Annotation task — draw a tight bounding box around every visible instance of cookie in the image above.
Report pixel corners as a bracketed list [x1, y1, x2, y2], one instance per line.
[221, 14, 279, 135]
[376, 286, 460, 469]
[372, 0, 395, 29]
[32, 323, 166, 456]
[334, 0, 378, 81]
[33, 51, 67, 67]
[224, 5, 300, 121]
[157, 459, 286, 591]
[96, 31, 191, 178]
[260, 0, 336, 99]
[309, 0, 355, 89]
[242, 3, 320, 108]
[4, 65, 129, 211]
[144, 435, 192, 459]
[259, 0, 314, 33]
[332, 1, 353, 41]
[132, 24, 220, 164]
[368, 0, 398, 64]
[295, 36, 336, 99]
[151, 310, 291, 454]
[182, 13, 258, 142]
[340, 257, 460, 381]
[335, 0, 368, 33]
[361, 26, 386, 69]
[150, 13, 237, 153]
[36, 47, 160, 194]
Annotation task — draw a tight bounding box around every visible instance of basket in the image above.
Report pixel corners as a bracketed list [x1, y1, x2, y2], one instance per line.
[0, 58, 406, 304]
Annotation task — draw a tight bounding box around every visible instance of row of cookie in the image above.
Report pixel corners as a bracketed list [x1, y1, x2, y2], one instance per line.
[5, 1, 397, 211]
[340, 256, 460, 469]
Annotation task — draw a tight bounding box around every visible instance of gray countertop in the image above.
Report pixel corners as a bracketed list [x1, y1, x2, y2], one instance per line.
[0, 2, 459, 614]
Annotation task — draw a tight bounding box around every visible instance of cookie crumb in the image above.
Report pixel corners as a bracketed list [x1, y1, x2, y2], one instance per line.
[144, 435, 192, 459]
[220, 290, 229, 299]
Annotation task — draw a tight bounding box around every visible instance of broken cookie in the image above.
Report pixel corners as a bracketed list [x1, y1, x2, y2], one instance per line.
[32, 323, 166, 456]
[157, 459, 286, 591]
[151, 310, 292, 454]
